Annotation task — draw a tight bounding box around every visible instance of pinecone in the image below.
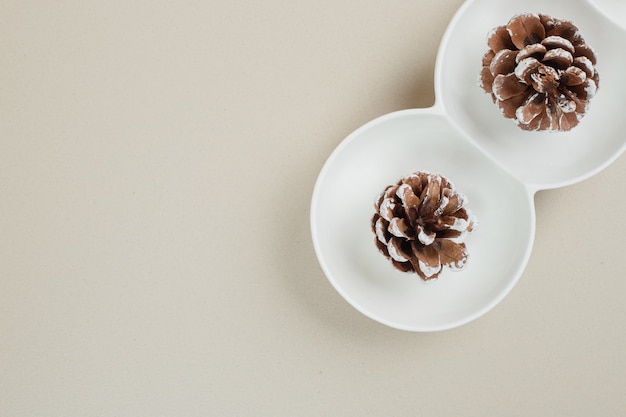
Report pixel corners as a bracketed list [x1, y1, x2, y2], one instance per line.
[371, 171, 477, 281]
[479, 13, 599, 131]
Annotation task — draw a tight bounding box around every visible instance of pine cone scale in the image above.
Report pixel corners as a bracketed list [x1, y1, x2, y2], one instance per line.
[490, 49, 518, 76]
[506, 13, 545, 49]
[494, 73, 529, 100]
[438, 240, 468, 271]
[412, 243, 442, 280]
[542, 36, 574, 53]
[488, 26, 516, 52]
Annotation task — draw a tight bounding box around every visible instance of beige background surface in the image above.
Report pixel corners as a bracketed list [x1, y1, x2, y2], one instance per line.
[1, 1, 625, 415]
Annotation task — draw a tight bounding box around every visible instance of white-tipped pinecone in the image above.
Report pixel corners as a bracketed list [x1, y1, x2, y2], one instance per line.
[371, 171, 477, 281]
[479, 13, 599, 131]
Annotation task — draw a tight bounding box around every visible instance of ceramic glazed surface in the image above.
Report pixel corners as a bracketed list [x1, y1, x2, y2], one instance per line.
[311, 0, 625, 331]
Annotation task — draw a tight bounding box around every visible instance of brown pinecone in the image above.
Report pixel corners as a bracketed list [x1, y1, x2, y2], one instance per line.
[371, 171, 477, 281]
[479, 13, 599, 131]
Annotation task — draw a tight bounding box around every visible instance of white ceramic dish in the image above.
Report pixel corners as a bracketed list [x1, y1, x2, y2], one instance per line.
[438, 0, 626, 189]
[310, 0, 626, 331]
